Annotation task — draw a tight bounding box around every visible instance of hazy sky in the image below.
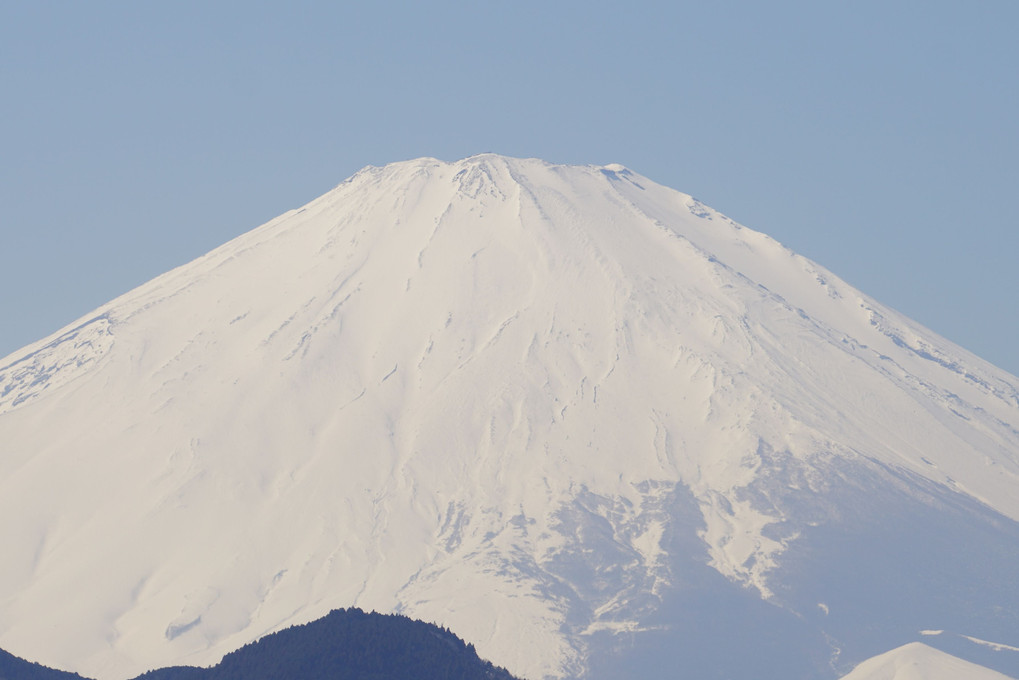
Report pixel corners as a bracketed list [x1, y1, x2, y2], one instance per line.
[2, 1, 1017, 376]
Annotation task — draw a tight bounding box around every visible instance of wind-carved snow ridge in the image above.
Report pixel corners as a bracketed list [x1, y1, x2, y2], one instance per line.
[1, 155, 1018, 680]
[0, 315, 114, 416]
[865, 303, 1019, 409]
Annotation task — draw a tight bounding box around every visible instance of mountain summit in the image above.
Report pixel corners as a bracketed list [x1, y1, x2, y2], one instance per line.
[2, 155, 1018, 679]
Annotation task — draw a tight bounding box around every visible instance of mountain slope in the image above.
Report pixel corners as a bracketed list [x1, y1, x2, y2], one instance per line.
[0, 609, 518, 680]
[1, 155, 1017, 679]
[0, 648, 88, 680]
[134, 607, 519, 680]
[838, 642, 1015, 680]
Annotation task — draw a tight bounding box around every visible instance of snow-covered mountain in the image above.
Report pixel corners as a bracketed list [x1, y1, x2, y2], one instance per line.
[839, 643, 1015, 680]
[1, 155, 1017, 680]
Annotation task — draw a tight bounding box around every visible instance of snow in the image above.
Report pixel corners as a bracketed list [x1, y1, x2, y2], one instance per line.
[839, 643, 1016, 680]
[962, 636, 1019, 654]
[0, 154, 1018, 679]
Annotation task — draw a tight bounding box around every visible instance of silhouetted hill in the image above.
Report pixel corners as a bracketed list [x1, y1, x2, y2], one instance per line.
[0, 609, 520, 680]
[135, 608, 520, 680]
[0, 648, 89, 680]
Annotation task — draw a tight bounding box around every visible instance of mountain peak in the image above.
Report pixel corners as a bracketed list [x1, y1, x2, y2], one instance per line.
[1, 157, 1017, 680]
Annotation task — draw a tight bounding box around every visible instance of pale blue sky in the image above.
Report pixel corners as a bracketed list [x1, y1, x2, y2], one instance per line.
[2, 1, 1017, 375]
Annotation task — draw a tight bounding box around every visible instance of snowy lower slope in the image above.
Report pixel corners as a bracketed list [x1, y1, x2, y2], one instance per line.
[1, 155, 1018, 679]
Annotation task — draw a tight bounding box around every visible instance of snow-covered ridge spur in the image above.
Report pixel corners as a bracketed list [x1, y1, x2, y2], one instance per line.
[0, 314, 114, 416]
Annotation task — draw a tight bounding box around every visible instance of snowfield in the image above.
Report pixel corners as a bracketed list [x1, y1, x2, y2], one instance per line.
[839, 643, 1015, 680]
[1, 155, 1017, 679]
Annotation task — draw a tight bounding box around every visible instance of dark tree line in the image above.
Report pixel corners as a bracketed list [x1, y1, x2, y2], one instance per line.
[2, 608, 521, 680]
[0, 648, 88, 680]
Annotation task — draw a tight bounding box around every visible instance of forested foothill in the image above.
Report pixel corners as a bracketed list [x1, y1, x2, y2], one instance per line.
[1, 609, 520, 680]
